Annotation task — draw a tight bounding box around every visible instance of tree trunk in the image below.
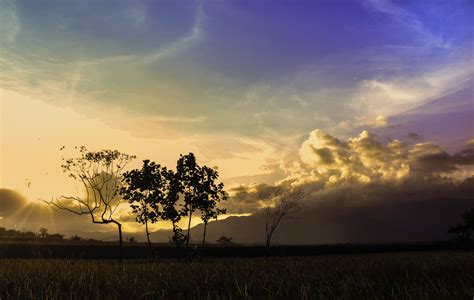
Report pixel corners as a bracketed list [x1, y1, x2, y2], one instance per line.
[145, 219, 154, 259]
[202, 221, 208, 247]
[184, 211, 193, 261]
[117, 222, 123, 262]
[172, 223, 180, 261]
[265, 237, 270, 260]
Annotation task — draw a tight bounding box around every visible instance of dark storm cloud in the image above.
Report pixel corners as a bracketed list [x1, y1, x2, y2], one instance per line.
[0, 188, 26, 217]
[194, 177, 474, 244]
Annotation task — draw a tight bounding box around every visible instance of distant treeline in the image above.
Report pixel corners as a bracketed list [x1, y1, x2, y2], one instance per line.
[0, 227, 102, 243]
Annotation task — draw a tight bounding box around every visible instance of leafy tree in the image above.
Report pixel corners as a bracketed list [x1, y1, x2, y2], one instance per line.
[258, 187, 303, 259]
[45, 146, 135, 260]
[176, 153, 228, 260]
[159, 168, 187, 261]
[176, 153, 201, 260]
[198, 166, 227, 247]
[121, 160, 170, 258]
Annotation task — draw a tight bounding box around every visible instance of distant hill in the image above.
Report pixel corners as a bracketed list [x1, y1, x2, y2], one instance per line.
[150, 182, 473, 245]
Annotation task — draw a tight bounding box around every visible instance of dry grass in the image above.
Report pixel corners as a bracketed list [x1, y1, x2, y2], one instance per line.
[0, 252, 472, 299]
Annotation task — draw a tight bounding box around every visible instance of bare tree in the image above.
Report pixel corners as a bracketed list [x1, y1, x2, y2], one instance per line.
[260, 188, 303, 259]
[44, 146, 135, 260]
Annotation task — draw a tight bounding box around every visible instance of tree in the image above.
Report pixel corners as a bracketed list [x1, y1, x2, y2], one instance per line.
[176, 153, 201, 260]
[216, 235, 233, 245]
[38, 227, 49, 238]
[176, 153, 228, 260]
[45, 146, 135, 260]
[121, 160, 170, 258]
[70, 234, 83, 242]
[160, 168, 187, 261]
[258, 187, 303, 259]
[198, 166, 227, 247]
[449, 208, 474, 250]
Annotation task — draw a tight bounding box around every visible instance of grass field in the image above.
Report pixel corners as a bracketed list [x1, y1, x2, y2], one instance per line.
[0, 252, 472, 299]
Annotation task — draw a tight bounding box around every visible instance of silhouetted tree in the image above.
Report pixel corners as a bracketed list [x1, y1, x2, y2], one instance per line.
[259, 188, 303, 259]
[176, 153, 201, 260]
[70, 234, 83, 242]
[121, 160, 171, 258]
[38, 227, 48, 238]
[216, 235, 233, 245]
[198, 166, 227, 247]
[160, 168, 187, 261]
[176, 153, 228, 260]
[449, 208, 474, 250]
[44, 146, 135, 260]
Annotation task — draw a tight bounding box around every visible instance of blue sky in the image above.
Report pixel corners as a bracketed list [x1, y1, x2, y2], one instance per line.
[0, 0, 473, 199]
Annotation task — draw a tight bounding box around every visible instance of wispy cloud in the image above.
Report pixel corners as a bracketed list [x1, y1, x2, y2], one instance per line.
[363, 0, 450, 48]
[349, 59, 474, 117]
[0, 0, 20, 44]
[138, 5, 205, 65]
[76, 5, 205, 67]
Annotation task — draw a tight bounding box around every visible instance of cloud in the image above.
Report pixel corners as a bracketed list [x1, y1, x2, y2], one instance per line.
[78, 5, 205, 67]
[409, 142, 455, 173]
[0, 189, 26, 218]
[0, 0, 20, 44]
[190, 177, 474, 244]
[339, 115, 388, 130]
[349, 61, 474, 117]
[226, 129, 474, 213]
[138, 6, 204, 65]
[451, 139, 474, 166]
[363, 0, 449, 48]
[291, 129, 410, 186]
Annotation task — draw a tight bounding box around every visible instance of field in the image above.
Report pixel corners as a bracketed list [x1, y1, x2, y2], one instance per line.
[0, 252, 472, 299]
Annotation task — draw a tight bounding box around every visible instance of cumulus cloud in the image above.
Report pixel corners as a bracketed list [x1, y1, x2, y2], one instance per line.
[217, 131, 474, 243]
[226, 129, 474, 214]
[288, 130, 410, 187]
[286, 129, 474, 187]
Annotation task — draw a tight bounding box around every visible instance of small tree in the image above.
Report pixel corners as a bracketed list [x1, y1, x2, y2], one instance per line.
[160, 168, 187, 261]
[70, 234, 83, 242]
[449, 208, 474, 250]
[259, 188, 303, 259]
[176, 153, 228, 259]
[176, 153, 202, 260]
[38, 227, 49, 238]
[216, 235, 233, 245]
[198, 166, 227, 247]
[121, 160, 170, 258]
[45, 146, 135, 260]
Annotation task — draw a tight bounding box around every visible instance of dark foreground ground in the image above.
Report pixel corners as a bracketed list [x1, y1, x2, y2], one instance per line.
[0, 240, 461, 259]
[0, 252, 472, 299]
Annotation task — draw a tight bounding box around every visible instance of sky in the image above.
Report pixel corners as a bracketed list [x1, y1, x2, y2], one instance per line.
[0, 0, 473, 238]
